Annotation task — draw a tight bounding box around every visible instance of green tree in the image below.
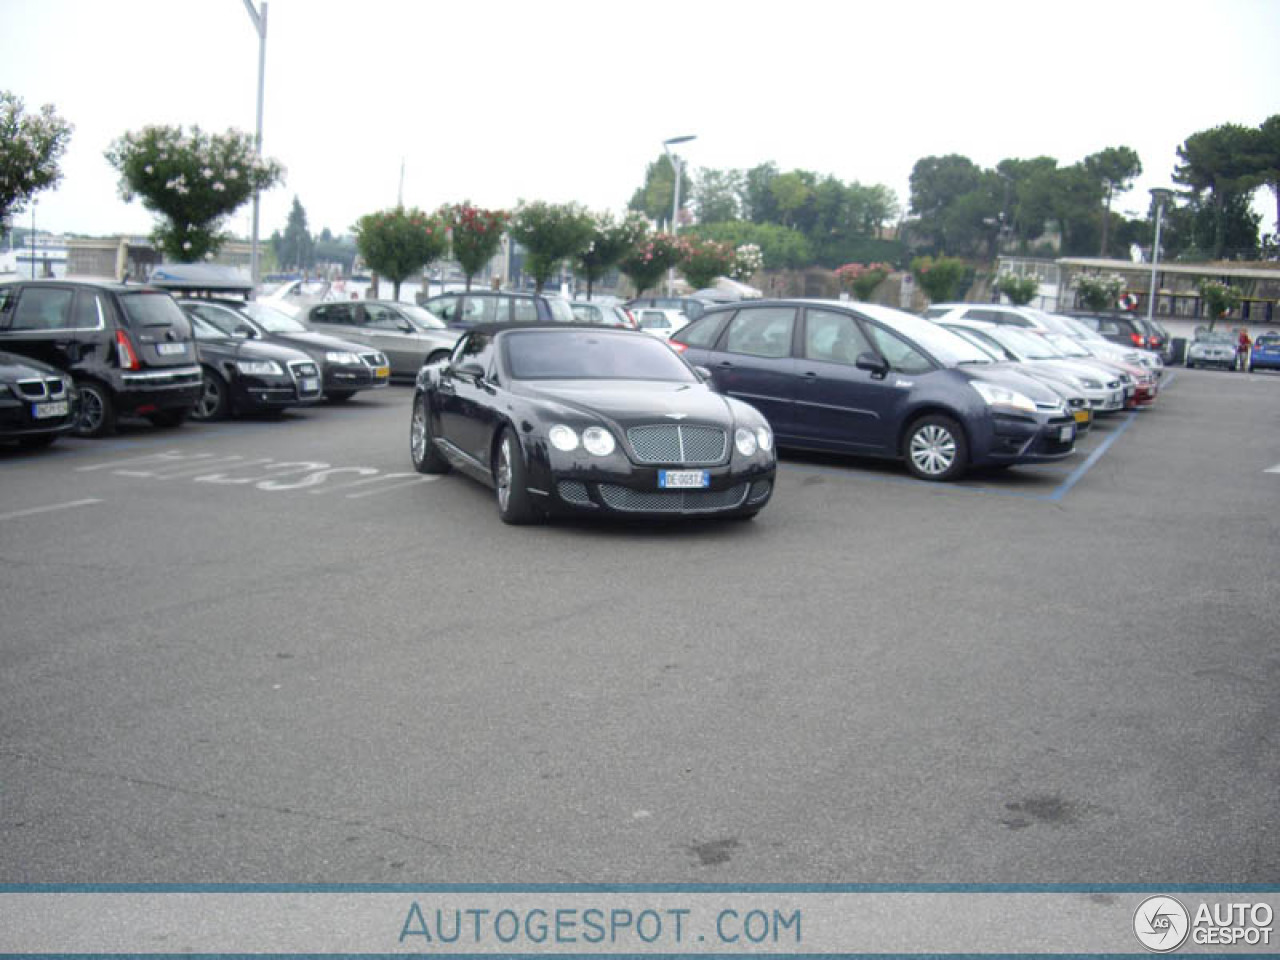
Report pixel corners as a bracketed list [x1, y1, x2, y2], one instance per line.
[354, 206, 446, 300]
[1174, 123, 1263, 259]
[510, 201, 594, 292]
[618, 233, 687, 297]
[739, 162, 780, 224]
[0, 91, 72, 234]
[769, 170, 815, 230]
[1256, 114, 1280, 242]
[680, 237, 736, 289]
[1085, 146, 1142, 256]
[910, 255, 966, 303]
[277, 195, 314, 271]
[106, 124, 283, 262]
[909, 154, 983, 252]
[627, 155, 691, 229]
[576, 211, 647, 300]
[688, 220, 812, 269]
[441, 202, 508, 290]
[692, 167, 743, 223]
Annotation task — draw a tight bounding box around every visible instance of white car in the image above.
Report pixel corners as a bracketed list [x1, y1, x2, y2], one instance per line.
[1185, 331, 1237, 369]
[633, 308, 689, 340]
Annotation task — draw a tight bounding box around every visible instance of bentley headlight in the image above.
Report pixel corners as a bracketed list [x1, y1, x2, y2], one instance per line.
[325, 351, 360, 364]
[582, 426, 616, 457]
[548, 424, 579, 452]
[970, 381, 1036, 414]
[236, 360, 283, 376]
[734, 427, 758, 456]
[756, 425, 773, 453]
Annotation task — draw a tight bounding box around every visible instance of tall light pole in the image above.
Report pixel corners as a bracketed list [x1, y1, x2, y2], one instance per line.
[1146, 188, 1173, 327]
[243, 0, 268, 287]
[662, 134, 696, 296]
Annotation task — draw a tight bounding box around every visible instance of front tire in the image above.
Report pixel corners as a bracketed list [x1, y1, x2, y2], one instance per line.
[494, 428, 539, 525]
[409, 392, 451, 474]
[192, 368, 230, 421]
[74, 381, 115, 437]
[903, 414, 968, 482]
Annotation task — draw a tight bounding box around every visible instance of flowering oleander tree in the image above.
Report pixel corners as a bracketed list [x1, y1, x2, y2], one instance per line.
[105, 125, 283, 262]
[730, 243, 764, 282]
[910, 255, 966, 303]
[441, 203, 508, 290]
[1073, 272, 1125, 312]
[835, 261, 892, 301]
[680, 237, 736, 290]
[0, 91, 73, 232]
[618, 233, 688, 297]
[355, 206, 447, 300]
[994, 272, 1040, 306]
[576, 211, 648, 301]
[1197, 279, 1242, 329]
[509, 201, 595, 292]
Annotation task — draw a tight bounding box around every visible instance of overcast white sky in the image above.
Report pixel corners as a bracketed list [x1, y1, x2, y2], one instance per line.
[3, 0, 1278, 240]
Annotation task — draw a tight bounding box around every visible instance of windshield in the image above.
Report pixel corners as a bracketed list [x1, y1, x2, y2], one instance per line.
[869, 310, 992, 365]
[986, 326, 1059, 360]
[1043, 333, 1091, 357]
[243, 302, 307, 333]
[505, 330, 697, 382]
[942, 327, 1000, 362]
[190, 314, 228, 341]
[1197, 331, 1234, 344]
[398, 304, 447, 330]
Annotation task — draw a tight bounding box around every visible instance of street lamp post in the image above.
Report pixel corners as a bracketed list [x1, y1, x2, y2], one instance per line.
[243, 0, 268, 288]
[1146, 188, 1173, 327]
[662, 134, 696, 296]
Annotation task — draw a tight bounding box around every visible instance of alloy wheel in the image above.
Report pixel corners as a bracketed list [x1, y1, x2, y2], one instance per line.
[909, 423, 957, 476]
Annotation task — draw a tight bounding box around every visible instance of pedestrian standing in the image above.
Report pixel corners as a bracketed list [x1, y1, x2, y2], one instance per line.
[1237, 327, 1252, 371]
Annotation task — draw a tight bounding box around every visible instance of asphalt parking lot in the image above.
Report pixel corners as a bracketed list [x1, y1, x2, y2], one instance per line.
[1, 368, 1277, 883]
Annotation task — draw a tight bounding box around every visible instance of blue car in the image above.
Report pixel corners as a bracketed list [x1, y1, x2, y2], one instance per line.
[1248, 333, 1280, 372]
[669, 300, 1078, 481]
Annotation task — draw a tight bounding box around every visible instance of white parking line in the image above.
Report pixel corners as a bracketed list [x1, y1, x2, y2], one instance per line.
[1266, 463, 1280, 474]
[0, 498, 103, 522]
[344, 474, 439, 498]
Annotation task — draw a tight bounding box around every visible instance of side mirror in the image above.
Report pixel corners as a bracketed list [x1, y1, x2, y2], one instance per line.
[234, 324, 257, 339]
[694, 365, 714, 385]
[855, 351, 890, 378]
[454, 360, 485, 381]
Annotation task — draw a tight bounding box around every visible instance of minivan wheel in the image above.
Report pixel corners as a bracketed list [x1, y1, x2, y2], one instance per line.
[74, 381, 116, 437]
[903, 414, 968, 482]
[192, 368, 230, 421]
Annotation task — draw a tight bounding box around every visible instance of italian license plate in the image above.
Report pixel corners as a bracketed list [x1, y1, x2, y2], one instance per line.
[375, 366, 390, 379]
[33, 400, 69, 419]
[659, 469, 709, 489]
[301, 378, 319, 393]
[1058, 425, 1075, 443]
[156, 342, 186, 355]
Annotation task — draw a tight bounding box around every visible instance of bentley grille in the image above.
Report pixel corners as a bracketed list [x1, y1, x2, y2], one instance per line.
[626, 424, 727, 465]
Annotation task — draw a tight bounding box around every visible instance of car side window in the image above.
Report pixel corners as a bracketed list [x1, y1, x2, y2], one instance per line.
[638, 310, 670, 331]
[362, 304, 404, 330]
[804, 309, 874, 365]
[11, 287, 75, 331]
[511, 298, 538, 323]
[674, 313, 729, 348]
[862, 322, 934, 374]
[311, 303, 353, 325]
[461, 296, 506, 325]
[72, 291, 106, 329]
[424, 296, 460, 323]
[452, 330, 497, 376]
[0, 286, 13, 325]
[572, 304, 601, 323]
[723, 307, 795, 359]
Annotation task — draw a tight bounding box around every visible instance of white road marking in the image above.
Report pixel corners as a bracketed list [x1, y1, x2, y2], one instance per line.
[0, 498, 103, 522]
[76, 451, 186, 472]
[1266, 463, 1280, 474]
[344, 474, 439, 498]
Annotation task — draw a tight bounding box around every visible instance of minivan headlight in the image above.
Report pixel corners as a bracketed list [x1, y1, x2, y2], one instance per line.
[970, 381, 1037, 414]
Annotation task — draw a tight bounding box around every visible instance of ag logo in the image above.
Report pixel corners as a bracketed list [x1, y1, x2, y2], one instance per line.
[1134, 896, 1190, 952]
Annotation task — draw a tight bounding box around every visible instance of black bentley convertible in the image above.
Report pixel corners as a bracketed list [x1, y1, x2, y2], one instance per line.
[410, 324, 777, 524]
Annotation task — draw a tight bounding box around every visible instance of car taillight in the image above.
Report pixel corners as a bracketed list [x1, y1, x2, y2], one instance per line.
[115, 330, 141, 370]
[1130, 332, 1144, 346]
[668, 341, 688, 353]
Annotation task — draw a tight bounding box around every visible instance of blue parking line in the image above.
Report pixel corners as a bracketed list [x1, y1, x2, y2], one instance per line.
[1044, 410, 1138, 501]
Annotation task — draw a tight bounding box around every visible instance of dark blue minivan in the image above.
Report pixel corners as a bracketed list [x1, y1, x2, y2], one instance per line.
[669, 300, 1078, 481]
